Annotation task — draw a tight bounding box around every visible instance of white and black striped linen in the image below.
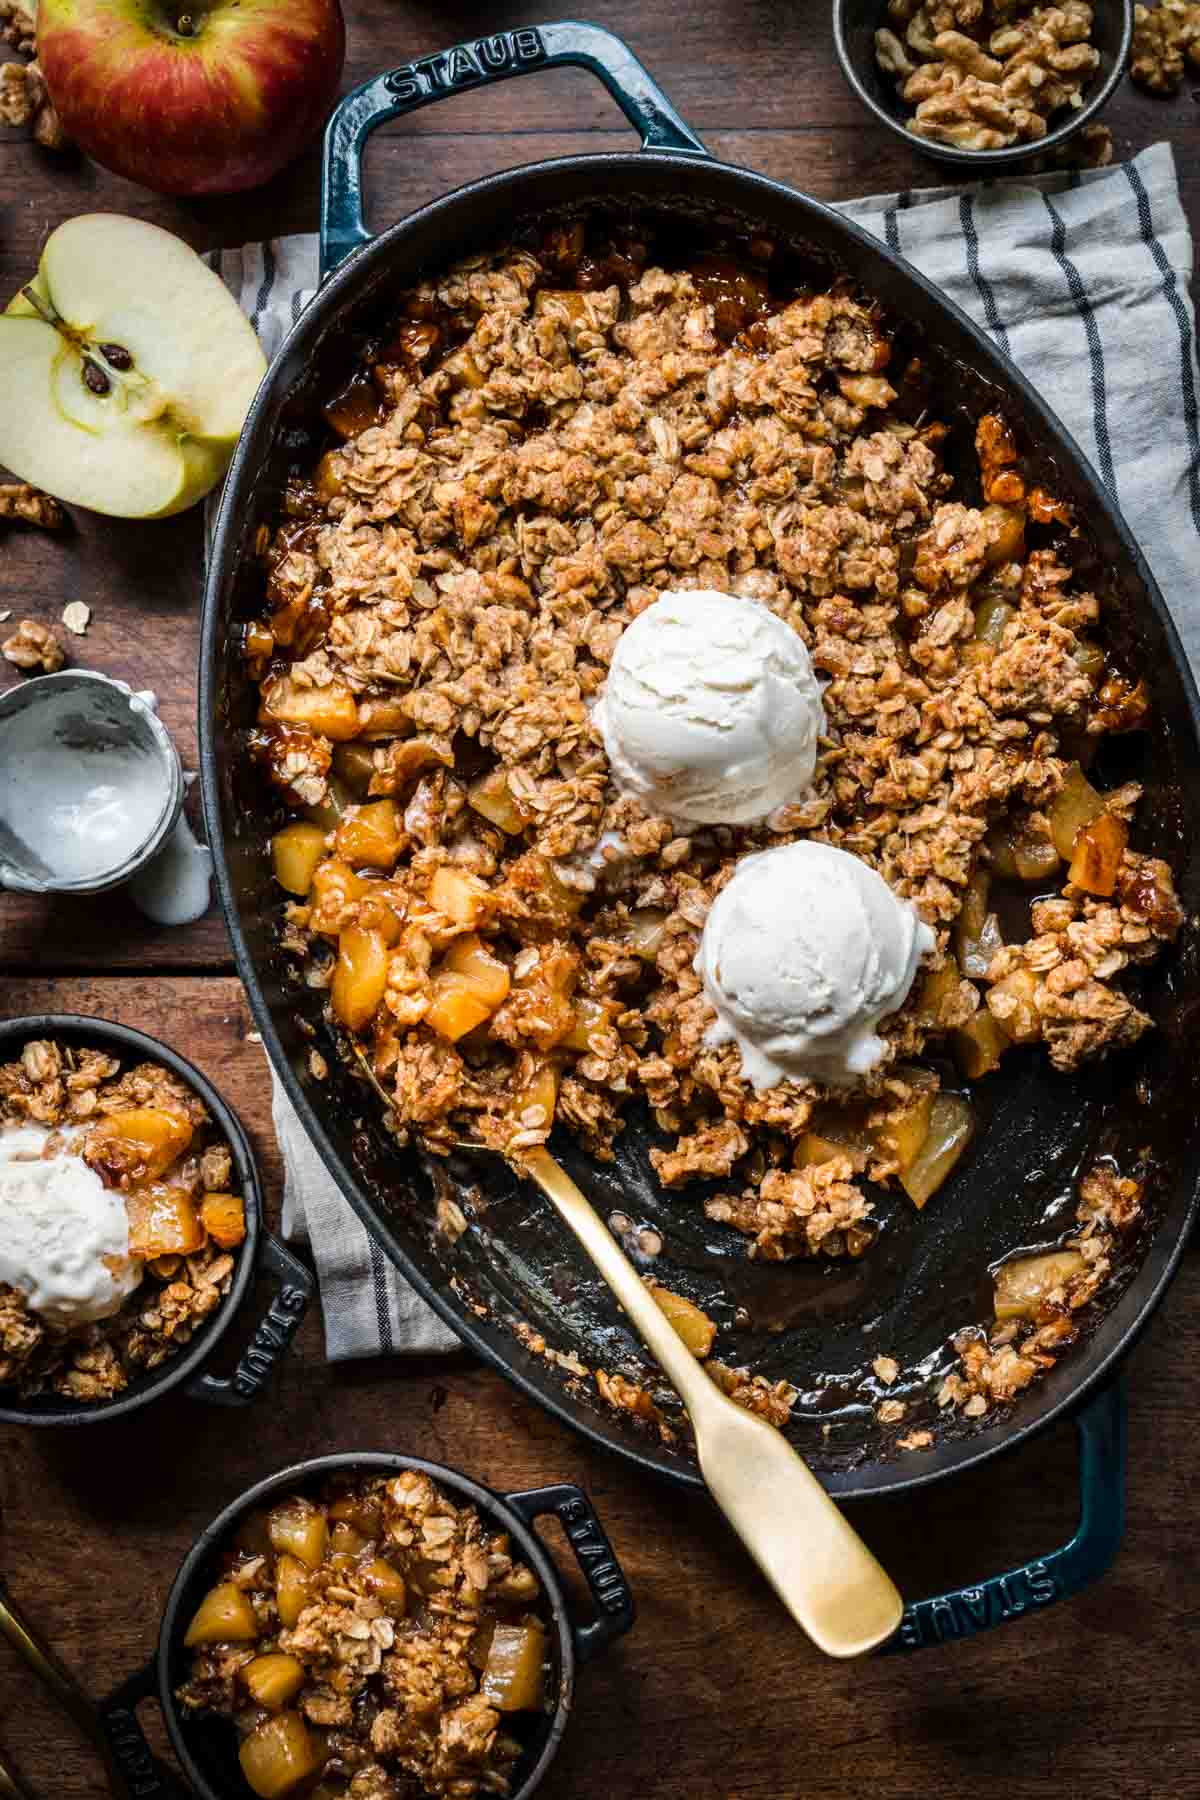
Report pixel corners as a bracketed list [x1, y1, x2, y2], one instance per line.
[216, 142, 1198, 1361]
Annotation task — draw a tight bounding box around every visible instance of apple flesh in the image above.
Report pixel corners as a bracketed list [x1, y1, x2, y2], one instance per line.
[37, 0, 345, 198]
[0, 214, 267, 518]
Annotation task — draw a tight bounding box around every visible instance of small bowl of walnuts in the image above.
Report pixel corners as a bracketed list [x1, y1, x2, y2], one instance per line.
[0, 1015, 313, 1426]
[833, 0, 1133, 168]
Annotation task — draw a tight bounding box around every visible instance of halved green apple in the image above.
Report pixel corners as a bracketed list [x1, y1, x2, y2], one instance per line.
[0, 214, 267, 518]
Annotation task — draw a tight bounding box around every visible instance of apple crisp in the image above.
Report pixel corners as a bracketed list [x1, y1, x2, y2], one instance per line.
[177, 1469, 550, 1800]
[247, 220, 1183, 1436]
[0, 1037, 245, 1402]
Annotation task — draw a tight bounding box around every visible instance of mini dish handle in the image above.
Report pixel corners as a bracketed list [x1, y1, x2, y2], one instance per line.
[885, 1378, 1125, 1651]
[99, 1665, 192, 1800]
[186, 1234, 313, 1408]
[506, 1482, 636, 1664]
[320, 20, 709, 278]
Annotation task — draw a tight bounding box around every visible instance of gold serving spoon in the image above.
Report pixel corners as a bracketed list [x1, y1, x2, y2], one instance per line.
[351, 1046, 903, 1655]
[0, 1750, 35, 1800]
[0, 1574, 132, 1798]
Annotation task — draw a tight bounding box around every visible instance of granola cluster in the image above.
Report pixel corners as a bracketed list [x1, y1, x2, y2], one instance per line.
[875, 0, 1101, 149]
[0, 1039, 245, 1402]
[177, 1470, 549, 1800]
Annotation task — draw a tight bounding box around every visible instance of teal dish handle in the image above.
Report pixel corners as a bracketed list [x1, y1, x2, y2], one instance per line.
[320, 20, 708, 279]
[887, 1378, 1126, 1650]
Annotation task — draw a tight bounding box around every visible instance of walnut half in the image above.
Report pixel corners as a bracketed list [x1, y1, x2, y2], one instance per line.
[0, 483, 65, 530]
[2, 618, 65, 674]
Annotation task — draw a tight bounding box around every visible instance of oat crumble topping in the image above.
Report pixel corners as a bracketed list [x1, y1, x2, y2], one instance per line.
[178, 1470, 549, 1800]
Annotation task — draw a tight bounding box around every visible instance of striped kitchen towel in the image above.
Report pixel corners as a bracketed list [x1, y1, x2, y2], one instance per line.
[220, 139, 1198, 1361]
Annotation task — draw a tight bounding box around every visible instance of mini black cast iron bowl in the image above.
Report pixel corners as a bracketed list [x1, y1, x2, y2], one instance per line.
[833, 0, 1133, 171]
[97, 1451, 635, 1800]
[0, 1015, 313, 1427]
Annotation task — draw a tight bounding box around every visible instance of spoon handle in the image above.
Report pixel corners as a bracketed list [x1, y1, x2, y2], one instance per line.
[521, 1148, 903, 1658]
[0, 1582, 132, 1799]
[0, 1752, 36, 1800]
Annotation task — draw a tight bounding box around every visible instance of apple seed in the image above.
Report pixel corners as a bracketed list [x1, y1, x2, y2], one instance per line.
[81, 359, 111, 396]
[99, 343, 133, 371]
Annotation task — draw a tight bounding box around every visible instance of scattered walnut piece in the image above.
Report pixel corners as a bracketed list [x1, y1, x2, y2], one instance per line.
[873, 1354, 900, 1385]
[897, 1429, 935, 1451]
[2, 617, 65, 673]
[0, 0, 35, 55]
[0, 58, 68, 147]
[878, 1398, 908, 1424]
[0, 483, 65, 530]
[1130, 0, 1200, 91]
[62, 601, 90, 636]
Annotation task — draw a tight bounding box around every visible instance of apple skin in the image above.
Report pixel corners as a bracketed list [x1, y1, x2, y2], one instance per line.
[37, 0, 346, 197]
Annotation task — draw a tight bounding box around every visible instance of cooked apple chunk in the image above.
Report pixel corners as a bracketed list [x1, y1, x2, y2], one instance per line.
[987, 968, 1041, 1044]
[872, 1088, 935, 1173]
[334, 798, 401, 870]
[200, 1192, 246, 1250]
[239, 1712, 325, 1800]
[443, 933, 510, 1007]
[900, 1094, 976, 1209]
[267, 1498, 327, 1570]
[467, 766, 526, 835]
[651, 1286, 716, 1358]
[953, 1011, 1010, 1080]
[1068, 812, 1127, 897]
[363, 1557, 408, 1613]
[271, 822, 327, 897]
[994, 1249, 1086, 1322]
[1049, 763, 1106, 859]
[480, 1623, 546, 1712]
[264, 675, 360, 742]
[426, 972, 494, 1043]
[184, 1581, 259, 1647]
[242, 1654, 306, 1713]
[308, 858, 367, 937]
[331, 926, 390, 1033]
[88, 1106, 193, 1181]
[125, 1185, 206, 1258]
[429, 865, 488, 926]
[274, 1554, 311, 1630]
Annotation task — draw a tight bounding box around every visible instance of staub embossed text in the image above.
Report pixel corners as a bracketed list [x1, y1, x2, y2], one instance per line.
[384, 30, 546, 105]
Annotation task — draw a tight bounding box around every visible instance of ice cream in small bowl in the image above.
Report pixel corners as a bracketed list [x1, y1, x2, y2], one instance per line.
[0, 1016, 311, 1424]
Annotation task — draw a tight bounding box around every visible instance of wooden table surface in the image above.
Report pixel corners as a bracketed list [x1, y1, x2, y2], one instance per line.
[2, 5, 1198, 1797]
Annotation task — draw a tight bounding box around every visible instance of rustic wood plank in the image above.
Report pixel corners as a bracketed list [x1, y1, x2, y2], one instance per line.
[0, 981, 1197, 1799]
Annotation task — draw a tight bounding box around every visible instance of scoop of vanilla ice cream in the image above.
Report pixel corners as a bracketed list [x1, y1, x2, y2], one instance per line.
[0, 1125, 141, 1326]
[695, 841, 936, 1089]
[594, 589, 825, 826]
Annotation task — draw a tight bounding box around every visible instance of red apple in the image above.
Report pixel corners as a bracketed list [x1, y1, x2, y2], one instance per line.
[37, 0, 345, 197]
